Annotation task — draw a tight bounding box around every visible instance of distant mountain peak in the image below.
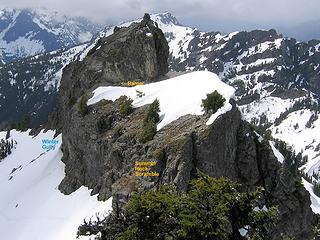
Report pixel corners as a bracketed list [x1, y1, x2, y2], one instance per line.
[153, 12, 181, 26]
[0, 7, 103, 63]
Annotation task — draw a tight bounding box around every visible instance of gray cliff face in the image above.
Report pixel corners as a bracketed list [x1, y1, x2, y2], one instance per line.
[59, 97, 315, 239]
[52, 14, 169, 131]
[55, 15, 315, 240]
[56, 14, 169, 193]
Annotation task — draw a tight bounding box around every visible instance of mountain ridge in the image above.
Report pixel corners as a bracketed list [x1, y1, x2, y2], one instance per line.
[0, 7, 103, 63]
[52, 15, 316, 239]
[0, 12, 319, 240]
[0, 11, 319, 193]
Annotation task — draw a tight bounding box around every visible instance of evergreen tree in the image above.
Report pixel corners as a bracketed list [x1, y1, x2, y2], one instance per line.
[119, 95, 133, 116]
[139, 99, 160, 143]
[143, 99, 160, 124]
[0, 138, 14, 160]
[138, 119, 157, 143]
[21, 115, 31, 129]
[202, 90, 226, 114]
[314, 182, 320, 197]
[79, 173, 278, 240]
[6, 141, 11, 155]
[5, 129, 10, 140]
[78, 94, 89, 116]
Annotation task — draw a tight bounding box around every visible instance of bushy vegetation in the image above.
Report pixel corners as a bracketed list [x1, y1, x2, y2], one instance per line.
[313, 214, 320, 239]
[138, 120, 157, 143]
[202, 90, 226, 114]
[301, 171, 313, 183]
[6, 115, 31, 131]
[0, 138, 14, 160]
[138, 99, 160, 143]
[143, 99, 160, 124]
[303, 171, 320, 198]
[119, 95, 133, 116]
[274, 139, 304, 174]
[314, 182, 320, 197]
[251, 123, 272, 142]
[306, 113, 318, 128]
[273, 139, 304, 183]
[78, 173, 278, 240]
[78, 94, 89, 116]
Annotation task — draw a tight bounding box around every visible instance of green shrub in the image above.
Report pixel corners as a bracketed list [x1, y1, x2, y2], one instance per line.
[314, 182, 320, 197]
[119, 96, 133, 116]
[78, 94, 89, 116]
[11, 115, 31, 131]
[153, 148, 165, 160]
[138, 99, 160, 143]
[138, 119, 157, 143]
[202, 90, 226, 114]
[82, 173, 278, 240]
[144, 99, 160, 124]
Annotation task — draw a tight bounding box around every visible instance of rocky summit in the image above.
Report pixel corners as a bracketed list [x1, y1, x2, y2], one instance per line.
[51, 14, 316, 240]
[56, 13, 169, 189]
[52, 14, 169, 130]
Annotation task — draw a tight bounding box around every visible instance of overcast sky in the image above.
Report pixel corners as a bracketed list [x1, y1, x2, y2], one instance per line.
[1, 0, 320, 40]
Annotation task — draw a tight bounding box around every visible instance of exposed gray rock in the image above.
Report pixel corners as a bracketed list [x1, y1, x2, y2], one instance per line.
[51, 14, 169, 131]
[55, 15, 316, 240]
[59, 96, 315, 239]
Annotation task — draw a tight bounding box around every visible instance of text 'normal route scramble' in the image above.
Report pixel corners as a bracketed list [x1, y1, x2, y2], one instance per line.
[135, 161, 159, 177]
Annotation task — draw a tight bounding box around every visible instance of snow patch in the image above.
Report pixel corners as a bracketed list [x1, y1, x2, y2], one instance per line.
[269, 141, 285, 163]
[88, 71, 235, 130]
[0, 130, 111, 240]
[303, 179, 320, 214]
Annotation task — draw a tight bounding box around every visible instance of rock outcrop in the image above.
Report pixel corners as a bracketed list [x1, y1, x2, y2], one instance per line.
[54, 14, 316, 240]
[59, 96, 315, 239]
[51, 13, 169, 131]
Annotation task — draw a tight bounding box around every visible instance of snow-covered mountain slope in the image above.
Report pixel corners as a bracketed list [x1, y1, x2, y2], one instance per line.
[88, 71, 235, 129]
[0, 129, 112, 240]
[1, 12, 320, 126]
[0, 8, 102, 63]
[154, 13, 320, 183]
[0, 43, 92, 128]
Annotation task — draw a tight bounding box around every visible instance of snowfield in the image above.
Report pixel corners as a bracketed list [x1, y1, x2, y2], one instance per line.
[303, 179, 320, 214]
[270, 109, 320, 175]
[0, 130, 112, 240]
[88, 71, 235, 130]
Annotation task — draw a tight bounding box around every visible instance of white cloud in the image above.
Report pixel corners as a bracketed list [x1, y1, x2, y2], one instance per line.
[0, 0, 320, 38]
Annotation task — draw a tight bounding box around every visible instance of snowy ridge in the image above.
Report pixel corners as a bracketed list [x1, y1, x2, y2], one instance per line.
[88, 71, 235, 130]
[0, 130, 112, 240]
